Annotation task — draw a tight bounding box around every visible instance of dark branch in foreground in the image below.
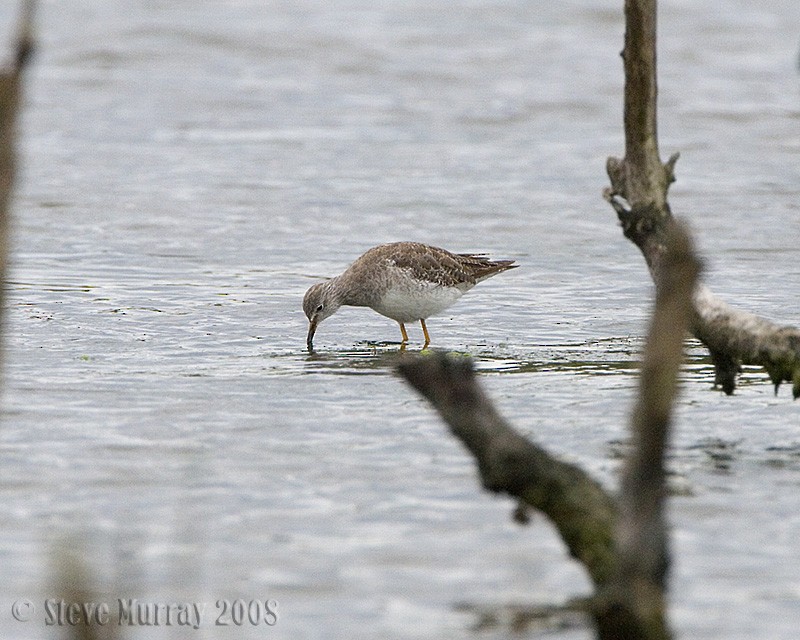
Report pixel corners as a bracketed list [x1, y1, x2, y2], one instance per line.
[605, 0, 800, 398]
[593, 221, 700, 640]
[397, 353, 618, 589]
[397, 223, 699, 640]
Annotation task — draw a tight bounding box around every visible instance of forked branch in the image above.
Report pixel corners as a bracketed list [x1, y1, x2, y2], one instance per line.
[397, 223, 699, 640]
[604, 0, 800, 397]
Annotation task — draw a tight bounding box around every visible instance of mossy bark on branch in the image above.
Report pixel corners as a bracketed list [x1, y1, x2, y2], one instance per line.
[604, 0, 800, 398]
[691, 286, 800, 397]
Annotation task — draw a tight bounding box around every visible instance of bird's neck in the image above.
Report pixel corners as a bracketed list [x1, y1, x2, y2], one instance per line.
[321, 276, 350, 310]
[331, 271, 372, 308]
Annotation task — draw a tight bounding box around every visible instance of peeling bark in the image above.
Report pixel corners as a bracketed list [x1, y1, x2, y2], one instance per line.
[604, 0, 800, 398]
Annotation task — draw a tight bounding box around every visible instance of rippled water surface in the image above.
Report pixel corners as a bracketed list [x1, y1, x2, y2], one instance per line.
[1, 1, 799, 638]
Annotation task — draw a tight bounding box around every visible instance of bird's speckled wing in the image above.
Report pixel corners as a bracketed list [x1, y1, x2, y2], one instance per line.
[374, 242, 515, 287]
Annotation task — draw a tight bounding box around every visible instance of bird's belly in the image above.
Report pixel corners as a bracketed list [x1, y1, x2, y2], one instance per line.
[371, 284, 465, 323]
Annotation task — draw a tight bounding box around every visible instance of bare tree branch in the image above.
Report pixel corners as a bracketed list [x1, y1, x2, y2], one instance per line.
[397, 223, 699, 640]
[397, 354, 618, 588]
[593, 222, 700, 640]
[605, 0, 800, 398]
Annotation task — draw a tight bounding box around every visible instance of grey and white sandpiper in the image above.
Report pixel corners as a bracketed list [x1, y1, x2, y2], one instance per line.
[303, 241, 517, 350]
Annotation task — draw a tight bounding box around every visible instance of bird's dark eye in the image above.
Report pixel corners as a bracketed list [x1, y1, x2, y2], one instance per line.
[316, 304, 324, 312]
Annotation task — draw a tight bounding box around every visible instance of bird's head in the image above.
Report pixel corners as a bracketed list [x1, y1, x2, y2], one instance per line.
[303, 281, 341, 350]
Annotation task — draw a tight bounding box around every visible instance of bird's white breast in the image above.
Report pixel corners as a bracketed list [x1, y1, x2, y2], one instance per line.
[371, 276, 468, 323]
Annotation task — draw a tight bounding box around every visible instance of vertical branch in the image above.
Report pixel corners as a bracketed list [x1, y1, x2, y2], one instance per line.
[622, 0, 661, 201]
[620, 224, 698, 584]
[594, 222, 700, 640]
[0, 0, 35, 216]
[606, 0, 678, 277]
[0, 0, 35, 374]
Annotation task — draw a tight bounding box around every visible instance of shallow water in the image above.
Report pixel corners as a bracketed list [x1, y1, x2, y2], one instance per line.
[1, 0, 799, 638]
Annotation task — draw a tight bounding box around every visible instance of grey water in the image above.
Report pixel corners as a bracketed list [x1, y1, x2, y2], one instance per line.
[0, 0, 799, 638]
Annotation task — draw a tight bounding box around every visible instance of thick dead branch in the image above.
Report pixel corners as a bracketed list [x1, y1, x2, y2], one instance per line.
[397, 353, 618, 588]
[604, 0, 800, 397]
[691, 286, 800, 397]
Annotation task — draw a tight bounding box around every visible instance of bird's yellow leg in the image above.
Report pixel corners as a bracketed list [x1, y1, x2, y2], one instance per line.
[398, 322, 409, 344]
[420, 319, 431, 348]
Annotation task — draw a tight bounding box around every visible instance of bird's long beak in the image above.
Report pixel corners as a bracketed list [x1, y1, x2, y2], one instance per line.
[306, 318, 318, 351]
